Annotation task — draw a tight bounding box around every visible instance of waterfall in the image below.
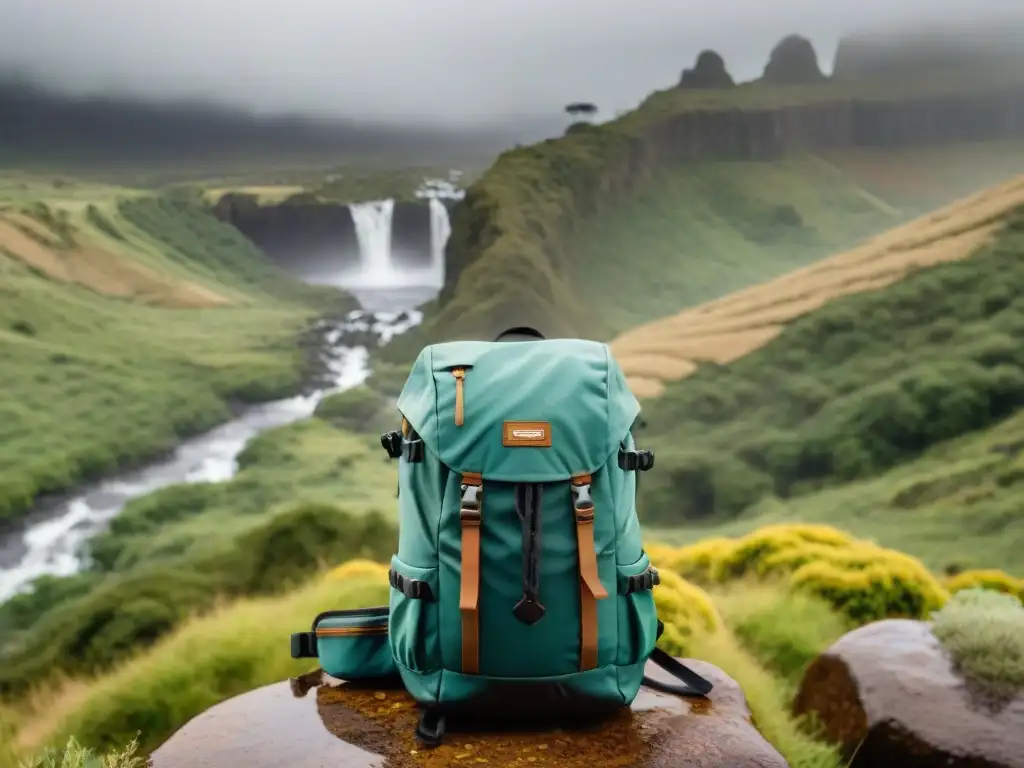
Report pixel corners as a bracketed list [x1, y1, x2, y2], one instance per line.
[342, 193, 453, 292]
[428, 197, 451, 287]
[348, 200, 396, 285]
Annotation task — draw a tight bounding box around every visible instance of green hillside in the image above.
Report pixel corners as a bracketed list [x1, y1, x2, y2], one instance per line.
[0, 178, 353, 522]
[633, 207, 1024, 571]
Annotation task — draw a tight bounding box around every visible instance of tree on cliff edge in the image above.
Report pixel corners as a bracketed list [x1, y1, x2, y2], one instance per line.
[679, 50, 735, 89]
[762, 34, 827, 84]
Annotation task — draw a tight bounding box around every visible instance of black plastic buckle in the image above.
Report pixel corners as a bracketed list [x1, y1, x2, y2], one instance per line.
[401, 438, 424, 463]
[618, 449, 655, 471]
[380, 431, 402, 459]
[290, 631, 318, 659]
[571, 482, 594, 523]
[460, 484, 482, 524]
[389, 568, 435, 601]
[624, 566, 660, 594]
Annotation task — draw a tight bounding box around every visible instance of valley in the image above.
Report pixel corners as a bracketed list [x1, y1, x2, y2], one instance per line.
[2, 27, 1024, 768]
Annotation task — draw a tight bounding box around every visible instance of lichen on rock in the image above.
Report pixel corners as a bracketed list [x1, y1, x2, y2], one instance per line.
[794, 618, 1024, 767]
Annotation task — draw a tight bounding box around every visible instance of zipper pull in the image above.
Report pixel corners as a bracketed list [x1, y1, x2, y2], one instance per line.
[452, 368, 466, 426]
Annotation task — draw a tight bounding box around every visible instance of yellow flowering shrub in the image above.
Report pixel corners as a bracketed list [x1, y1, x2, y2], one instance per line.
[325, 559, 390, 583]
[652, 568, 722, 656]
[945, 569, 1024, 603]
[650, 524, 950, 624]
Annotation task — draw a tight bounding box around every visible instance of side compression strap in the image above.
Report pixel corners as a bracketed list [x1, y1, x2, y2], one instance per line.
[642, 620, 714, 697]
[458, 471, 483, 674]
[571, 473, 609, 670]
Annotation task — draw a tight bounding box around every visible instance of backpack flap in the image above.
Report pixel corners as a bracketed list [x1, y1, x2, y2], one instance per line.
[396, 339, 640, 480]
[290, 607, 399, 682]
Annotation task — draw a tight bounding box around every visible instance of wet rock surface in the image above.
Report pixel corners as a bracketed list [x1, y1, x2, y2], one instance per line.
[794, 619, 1024, 768]
[152, 659, 787, 767]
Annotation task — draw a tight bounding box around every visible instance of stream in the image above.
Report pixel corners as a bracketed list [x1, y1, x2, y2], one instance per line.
[0, 285, 431, 604]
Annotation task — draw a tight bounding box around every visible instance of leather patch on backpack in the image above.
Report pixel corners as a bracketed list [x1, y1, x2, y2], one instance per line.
[502, 421, 552, 447]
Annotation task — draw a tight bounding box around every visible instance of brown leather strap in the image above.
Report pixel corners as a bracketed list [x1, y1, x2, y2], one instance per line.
[401, 417, 410, 437]
[572, 473, 608, 671]
[459, 471, 483, 674]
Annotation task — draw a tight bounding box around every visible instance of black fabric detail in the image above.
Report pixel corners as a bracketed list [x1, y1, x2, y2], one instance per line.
[389, 568, 435, 601]
[642, 619, 714, 697]
[618, 449, 654, 471]
[415, 708, 447, 747]
[290, 631, 318, 659]
[623, 565, 660, 594]
[401, 438, 424, 462]
[512, 483, 546, 625]
[494, 326, 546, 341]
[643, 647, 714, 697]
[380, 431, 402, 459]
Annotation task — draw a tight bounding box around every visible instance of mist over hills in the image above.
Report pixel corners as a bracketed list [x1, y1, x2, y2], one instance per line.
[0, 75, 567, 172]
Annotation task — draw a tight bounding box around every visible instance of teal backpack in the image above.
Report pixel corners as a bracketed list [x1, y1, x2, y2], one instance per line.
[377, 329, 712, 745]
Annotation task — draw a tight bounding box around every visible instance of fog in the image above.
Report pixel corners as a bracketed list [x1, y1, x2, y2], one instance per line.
[1, 0, 1022, 126]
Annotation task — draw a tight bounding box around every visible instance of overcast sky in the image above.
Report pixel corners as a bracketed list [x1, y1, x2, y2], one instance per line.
[0, 0, 1020, 127]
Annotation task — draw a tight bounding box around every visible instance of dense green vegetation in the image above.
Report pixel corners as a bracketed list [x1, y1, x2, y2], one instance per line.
[0, 417, 397, 695]
[637, 214, 1024, 559]
[0, 188, 353, 521]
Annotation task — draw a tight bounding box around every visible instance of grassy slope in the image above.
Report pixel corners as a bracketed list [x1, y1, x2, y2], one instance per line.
[617, 189, 1024, 572]
[5, 526, 1022, 768]
[0, 417, 397, 695]
[0, 176, 352, 521]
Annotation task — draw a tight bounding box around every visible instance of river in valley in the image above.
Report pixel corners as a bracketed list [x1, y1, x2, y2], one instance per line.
[0, 185, 456, 604]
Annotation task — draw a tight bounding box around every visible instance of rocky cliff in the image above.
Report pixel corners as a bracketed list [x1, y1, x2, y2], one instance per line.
[413, 41, 1024, 346]
[212, 193, 448, 274]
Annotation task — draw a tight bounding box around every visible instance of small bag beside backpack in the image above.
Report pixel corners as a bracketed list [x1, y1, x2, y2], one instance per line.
[376, 334, 711, 746]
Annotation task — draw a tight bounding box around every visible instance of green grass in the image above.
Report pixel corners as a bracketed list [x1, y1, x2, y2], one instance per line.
[571, 156, 902, 335]
[930, 588, 1024, 700]
[636, 212, 1024, 566]
[0, 418, 398, 695]
[710, 583, 851, 685]
[650, 410, 1024, 575]
[16, 737, 149, 768]
[0, 186, 354, 522]
[2, 572, 389, 766]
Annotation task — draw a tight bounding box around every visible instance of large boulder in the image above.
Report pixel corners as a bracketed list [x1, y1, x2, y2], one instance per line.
[794, 619, 1024, 767]
[152, 660, 788, 767]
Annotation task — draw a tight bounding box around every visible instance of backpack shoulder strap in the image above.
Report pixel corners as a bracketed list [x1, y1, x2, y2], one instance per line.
[458, 471, 483, 674]
[570, 473, 609, 671]
[642, 620, 714, 697]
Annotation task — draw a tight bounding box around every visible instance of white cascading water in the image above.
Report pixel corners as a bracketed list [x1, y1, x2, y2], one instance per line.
[347, 200, 397, 286]
[344, 196, 452, 290]
[428, 196, 450, 287]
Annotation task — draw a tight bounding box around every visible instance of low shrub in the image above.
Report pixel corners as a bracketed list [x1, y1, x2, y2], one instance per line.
[19, 736, 149, 768]
[931, 588, 1024, 700]
[0, 505, 397, 696]
[945, 569, 1024, 603]
[651, 524, 949, 623]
